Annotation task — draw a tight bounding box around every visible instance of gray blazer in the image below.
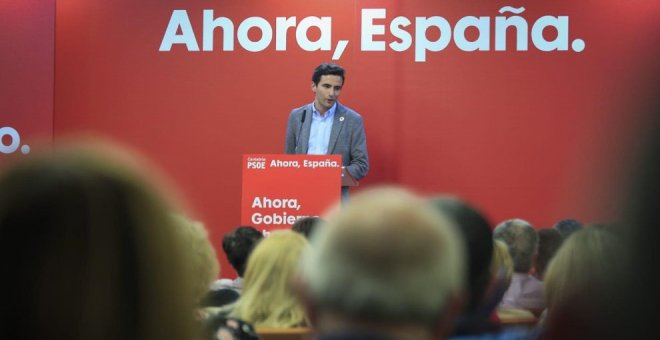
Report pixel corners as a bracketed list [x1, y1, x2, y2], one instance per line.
[285, 102, 369, 181]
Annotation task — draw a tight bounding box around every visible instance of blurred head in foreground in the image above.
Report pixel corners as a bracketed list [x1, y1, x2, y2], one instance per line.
[541, 227, 624, 339]
[621, 108, 660, 338]
[428, 197, 493, 321]
[298, 187, 465, 339]
[0, 143, 197, 340]
[543, 228, 620, 312]
[172, 215, 220, 305]
[291, 216, 323, 239]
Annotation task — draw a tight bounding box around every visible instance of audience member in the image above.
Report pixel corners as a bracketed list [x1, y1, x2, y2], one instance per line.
[229, 230, 309, 328]
[172, 214, 220, 305]
[543, 228, 618, 311]
[618, 106, 660, 339]
[292, 216, 323, 239]
[428, 196, 496, 336]
[200, 289, 240, 311]
[587, 222, 621, 236]
[491, 240, 514, 290]
[0, 143, 198, 340]
[212, 226, 263, 292]
[533, 229, 563, 280]
[298, 187, 465, 340]
[551, 219, 582, 240]
[489, 240, 535, 324]
[539, 228, 624, 339]
[493, 219, 544, 314]
[471, 239, 536, 338]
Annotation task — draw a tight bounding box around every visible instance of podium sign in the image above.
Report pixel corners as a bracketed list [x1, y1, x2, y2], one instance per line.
[241, 154, 342, 231]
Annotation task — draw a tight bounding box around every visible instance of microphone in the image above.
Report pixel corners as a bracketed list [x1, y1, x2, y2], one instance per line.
[296, 109, 307, 153]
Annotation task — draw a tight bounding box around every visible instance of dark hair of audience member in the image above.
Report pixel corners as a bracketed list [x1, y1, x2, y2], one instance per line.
[428, 196, 495, 335]
[534, 228, 563, 280]
[222, 226, 263, 277]
[552, 219, 582, 240]
[199, 289, 240, 309]
[0, 144, 197, 340]
[291, 216, 322, 239]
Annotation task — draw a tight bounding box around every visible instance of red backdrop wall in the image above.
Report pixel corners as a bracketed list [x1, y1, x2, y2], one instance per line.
[0, 1, 54, 162]
[3, 0, 659, 278]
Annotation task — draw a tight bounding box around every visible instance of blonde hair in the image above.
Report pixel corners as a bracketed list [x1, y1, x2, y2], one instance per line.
[230, 230, 309, 327]
[543, 228, 619, 311]
[172, 215, 220, 304]
[491, 239, 514, 289]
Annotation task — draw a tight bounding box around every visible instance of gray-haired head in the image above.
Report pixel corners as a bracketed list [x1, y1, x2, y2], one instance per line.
[493, 219, 538, 273]
[299, 187, 465, 327]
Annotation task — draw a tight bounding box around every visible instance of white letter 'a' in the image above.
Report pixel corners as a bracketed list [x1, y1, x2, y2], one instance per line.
[251, 197, 263, 208]
[159, 10, 200, 51]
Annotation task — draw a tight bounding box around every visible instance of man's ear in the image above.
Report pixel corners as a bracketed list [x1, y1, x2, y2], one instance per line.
[432, 291, 466, 339]
[291, 274, 318, 326]
[311, 81, 317, 92]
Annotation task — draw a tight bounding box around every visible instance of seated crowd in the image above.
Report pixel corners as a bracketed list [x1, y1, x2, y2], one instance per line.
[0, 138, 656, 340]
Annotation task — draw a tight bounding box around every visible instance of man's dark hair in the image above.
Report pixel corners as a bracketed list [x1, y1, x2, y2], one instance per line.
[221, 226, 263, 277]
[428, 197, 493, 317]
[199, 288, 240, 308]
[535, 229, 563, 279]
[291, 216, 322, 239]
[552, 219, 582, 240]
[312, 63, 345, 85]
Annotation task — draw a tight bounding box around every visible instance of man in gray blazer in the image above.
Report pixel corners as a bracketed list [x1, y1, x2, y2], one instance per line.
[285, 63, 369, 199]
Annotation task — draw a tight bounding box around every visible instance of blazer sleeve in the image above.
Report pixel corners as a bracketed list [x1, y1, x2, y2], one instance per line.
[285, 109, 298, 154]
[345, 115, 369, 180]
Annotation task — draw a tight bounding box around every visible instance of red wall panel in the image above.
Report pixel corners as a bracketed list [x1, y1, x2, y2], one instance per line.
[49, 0, 660, 276]
[0, 0, 54, 162]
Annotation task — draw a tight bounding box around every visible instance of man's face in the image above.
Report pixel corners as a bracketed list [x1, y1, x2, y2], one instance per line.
[312, 75, 343, 114]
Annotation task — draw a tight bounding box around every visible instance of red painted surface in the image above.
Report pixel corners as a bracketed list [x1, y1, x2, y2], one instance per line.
[0, 0, 54, 163]
[3, 0, 660, 277]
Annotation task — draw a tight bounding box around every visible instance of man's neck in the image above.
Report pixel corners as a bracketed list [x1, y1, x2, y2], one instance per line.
[314, 101, 329, 117]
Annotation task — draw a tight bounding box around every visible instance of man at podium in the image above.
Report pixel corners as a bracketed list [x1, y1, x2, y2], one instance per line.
[285, 63, 369, 200]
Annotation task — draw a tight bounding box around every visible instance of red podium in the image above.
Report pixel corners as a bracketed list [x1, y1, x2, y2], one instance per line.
[241, 154, 342, 232]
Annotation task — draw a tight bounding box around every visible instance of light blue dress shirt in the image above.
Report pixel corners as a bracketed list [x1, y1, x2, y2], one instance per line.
[307, 102, 336, 155]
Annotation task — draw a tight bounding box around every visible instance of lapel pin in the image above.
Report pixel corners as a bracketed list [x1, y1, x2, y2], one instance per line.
[339, 116, 345, 122]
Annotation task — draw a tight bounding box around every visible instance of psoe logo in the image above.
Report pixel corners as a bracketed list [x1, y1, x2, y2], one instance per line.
[0, 127, 31, 154]
[247, 160, 266, 169]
